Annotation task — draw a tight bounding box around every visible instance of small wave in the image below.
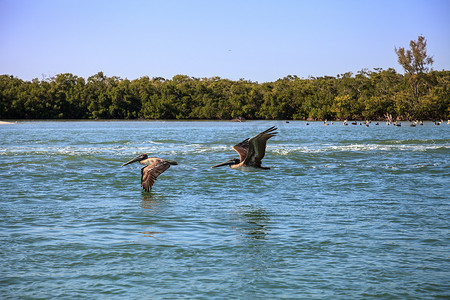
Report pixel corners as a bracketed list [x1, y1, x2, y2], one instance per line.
[1, 140, 448, 159]
[272, 143, 449, 155]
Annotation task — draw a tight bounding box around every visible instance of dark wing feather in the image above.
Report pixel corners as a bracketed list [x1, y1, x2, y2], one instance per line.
[243, 126, 278, 167]
[140, 159, 171, 191]
[232, 138, 249, 162]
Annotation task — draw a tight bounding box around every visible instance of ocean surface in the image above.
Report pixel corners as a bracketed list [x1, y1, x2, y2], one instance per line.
[0, 120, 449, 299]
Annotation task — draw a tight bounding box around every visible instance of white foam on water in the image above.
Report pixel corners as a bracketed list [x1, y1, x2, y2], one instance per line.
[271, 143, 449, 155]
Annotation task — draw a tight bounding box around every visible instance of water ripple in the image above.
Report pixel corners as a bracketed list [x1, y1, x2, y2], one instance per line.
[1, 121, 449, 299]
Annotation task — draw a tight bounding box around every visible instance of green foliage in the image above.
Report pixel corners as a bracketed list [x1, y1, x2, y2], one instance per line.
[395, 35, 437, 116]
[2, 36, 447, 120]
[395, 35, 434, 75]
[0, 70, 449, 120]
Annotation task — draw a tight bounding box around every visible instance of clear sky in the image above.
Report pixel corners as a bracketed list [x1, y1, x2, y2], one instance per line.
[1, 0, 449, 82]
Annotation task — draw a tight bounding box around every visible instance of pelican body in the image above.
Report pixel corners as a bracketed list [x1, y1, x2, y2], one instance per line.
[212, 126, 278, 170]
[121, 154, 177, 191]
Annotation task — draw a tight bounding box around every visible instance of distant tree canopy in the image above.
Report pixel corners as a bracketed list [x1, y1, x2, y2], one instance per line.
[1, 36, 449, 120]
[395, 35, 440, 117]
[395, 35, 434, 75]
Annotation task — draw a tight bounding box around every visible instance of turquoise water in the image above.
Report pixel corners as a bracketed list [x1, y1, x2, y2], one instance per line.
[1, 120, 449, 299]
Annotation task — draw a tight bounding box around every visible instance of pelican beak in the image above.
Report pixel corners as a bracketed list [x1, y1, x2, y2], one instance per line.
[211, 159, 235, 168]
[166, 160, 178, 165]
[121, 154, 146, 167]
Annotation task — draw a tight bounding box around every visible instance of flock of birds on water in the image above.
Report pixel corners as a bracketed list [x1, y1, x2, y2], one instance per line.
[310, 119, 447, 127]
[122, 119, 449, 192]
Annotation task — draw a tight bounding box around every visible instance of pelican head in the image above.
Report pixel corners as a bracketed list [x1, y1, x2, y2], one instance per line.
[122, 154, 178, 167]
[121, 153, 148, 166]
[211, 158, 240, 168]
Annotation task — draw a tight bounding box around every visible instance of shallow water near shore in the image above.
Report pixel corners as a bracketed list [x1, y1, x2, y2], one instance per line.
[1, 120, 449, 299]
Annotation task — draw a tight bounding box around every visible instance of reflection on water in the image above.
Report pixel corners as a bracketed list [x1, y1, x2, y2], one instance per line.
[140, 193, 161, 211]
[233, 205, 270, 240]
[138, 230, 166, 238]
[139, 194, 167, 239]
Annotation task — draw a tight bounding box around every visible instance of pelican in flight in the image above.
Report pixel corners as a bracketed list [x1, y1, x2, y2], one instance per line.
[211, 126, 278, 170]
[121, 154, 177, 191]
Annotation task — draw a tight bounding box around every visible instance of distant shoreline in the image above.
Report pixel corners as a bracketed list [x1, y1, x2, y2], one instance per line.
[1, 119, 447, 123]
[2, 71, 448, 121]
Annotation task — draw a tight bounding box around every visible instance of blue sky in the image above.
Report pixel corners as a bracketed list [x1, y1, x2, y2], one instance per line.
[1, 0, 449, 82]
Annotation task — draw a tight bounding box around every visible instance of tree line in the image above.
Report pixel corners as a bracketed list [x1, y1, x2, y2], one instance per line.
[1, 37, 448, 121]
[1, 69, 448, 120]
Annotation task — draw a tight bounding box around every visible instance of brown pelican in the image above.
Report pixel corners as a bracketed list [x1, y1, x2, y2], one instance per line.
[211, 126, 278, 170]
[121, 154, 177, 191]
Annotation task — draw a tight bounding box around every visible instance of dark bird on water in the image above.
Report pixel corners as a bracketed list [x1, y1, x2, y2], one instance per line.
[121, 154, 177, 191]
[211, 126, 278, 170]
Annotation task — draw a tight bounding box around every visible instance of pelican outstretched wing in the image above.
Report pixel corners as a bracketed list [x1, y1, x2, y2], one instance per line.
[140, 159, 172, 191]
[232, 138, 249, 162]
[242, 126, 278, 167]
